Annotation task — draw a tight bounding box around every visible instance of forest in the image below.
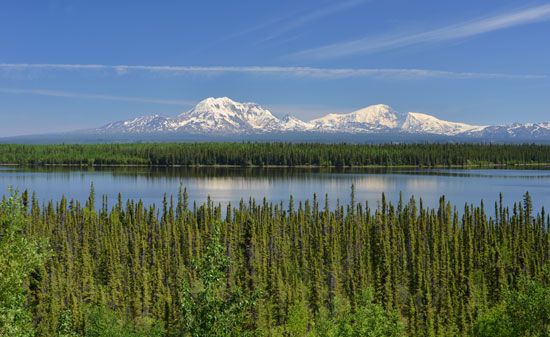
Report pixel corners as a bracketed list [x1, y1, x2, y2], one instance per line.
[1, 187, 549, 336]
[0, 143, 550, 167]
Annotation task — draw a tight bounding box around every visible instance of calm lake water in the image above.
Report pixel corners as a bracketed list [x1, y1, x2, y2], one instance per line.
[1, 166, 549, 212]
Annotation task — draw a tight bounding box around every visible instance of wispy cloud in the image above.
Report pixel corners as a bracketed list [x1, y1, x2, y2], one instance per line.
[261, 0, 368, 42]
[219, 0, 368, 44]
[0, 88, 196, 106]
[0, 63, 546, 80]
[291, 4, 550, 59]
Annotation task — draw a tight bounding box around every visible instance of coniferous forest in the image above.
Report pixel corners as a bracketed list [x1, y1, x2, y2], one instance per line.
[1, 143, 550, 167]
[1, 186, 549, 336]
[4, 0, 550, 336]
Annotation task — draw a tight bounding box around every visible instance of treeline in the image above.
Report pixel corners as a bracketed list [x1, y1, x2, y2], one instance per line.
[1, 188, 549, 336]
[1, 143, 550, 167]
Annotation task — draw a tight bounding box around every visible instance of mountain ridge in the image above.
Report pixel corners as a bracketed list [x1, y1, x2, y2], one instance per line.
[95, 97, 550, 139]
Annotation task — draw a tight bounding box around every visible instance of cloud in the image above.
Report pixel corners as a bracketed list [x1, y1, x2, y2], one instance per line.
[261, 0, 368, 41]
[220, 0, 368, 44]
[0, 63, 546, 80]
[292, 4, 550, 59]
[0, 88, 196, 106]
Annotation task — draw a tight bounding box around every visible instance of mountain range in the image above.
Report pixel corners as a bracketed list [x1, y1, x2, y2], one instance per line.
[94, 97, 550, 140]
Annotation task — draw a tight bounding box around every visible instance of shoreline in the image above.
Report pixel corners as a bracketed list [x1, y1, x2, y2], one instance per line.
[1, 163, 550, 169]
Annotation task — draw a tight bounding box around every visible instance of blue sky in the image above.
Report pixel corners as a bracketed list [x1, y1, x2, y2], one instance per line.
[1, 0, 550, 136]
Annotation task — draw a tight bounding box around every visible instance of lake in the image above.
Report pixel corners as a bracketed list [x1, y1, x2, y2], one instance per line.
[1, 166, 549, 212]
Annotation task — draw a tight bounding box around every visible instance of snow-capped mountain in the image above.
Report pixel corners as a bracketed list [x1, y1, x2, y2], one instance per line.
[172, 97, 283, 133]
[280, 114, 314, 131]
[464, 122, 550, 138]
[401, 112, 484, 136]
[309, 104, 405, 132]
[100, 115, 173, 133]
[94, 97, 549, 139]
[100, 97, 286, 134]
[304, 104, 487, 135]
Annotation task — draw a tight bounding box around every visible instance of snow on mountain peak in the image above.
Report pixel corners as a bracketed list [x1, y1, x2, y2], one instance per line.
[173, 97, 282, 133]
[401, 112, 484, 135]
[281, 114, 314, 131]
[350, 104, 403, 125]
[94, 97, 549, 139]
[99, 114, 171, 133]
[309, 104, 404, 132]
[190, 97, 241, 113]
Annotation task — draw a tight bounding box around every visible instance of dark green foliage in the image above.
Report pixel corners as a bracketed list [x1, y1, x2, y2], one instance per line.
[0, 143, 549, 167]
[0, 192, 46, 337]
[473, 272, 550, 337]
[83, 306, 164, 337]
[55, 306, 164, 337]
[179, 221, 257, 336]
[2, 187, 549, 336]
[55, 306, 165, 337]
[313, 289, 404, 337]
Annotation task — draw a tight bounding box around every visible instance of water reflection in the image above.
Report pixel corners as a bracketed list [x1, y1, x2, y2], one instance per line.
[0, 166, 549, 212]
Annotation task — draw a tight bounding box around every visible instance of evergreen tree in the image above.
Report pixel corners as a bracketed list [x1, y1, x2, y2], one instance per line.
[1, 186, 548, 336]
[0, 192, 46, 337]
[179, 221, 257, 337]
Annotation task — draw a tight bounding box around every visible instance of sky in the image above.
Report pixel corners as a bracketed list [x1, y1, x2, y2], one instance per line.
[1, 0, 550, 136]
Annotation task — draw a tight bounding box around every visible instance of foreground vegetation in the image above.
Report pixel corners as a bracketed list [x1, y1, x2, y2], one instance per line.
[1, 143, 550, 167]
[1, 188, 549, 336]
